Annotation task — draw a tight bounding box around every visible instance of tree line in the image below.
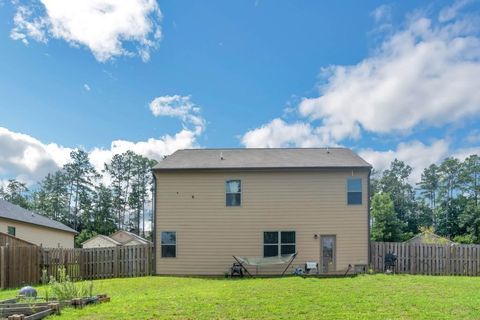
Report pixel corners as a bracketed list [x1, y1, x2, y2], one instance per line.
[0, 150, 157, 246]
[371, 154, 479, 243]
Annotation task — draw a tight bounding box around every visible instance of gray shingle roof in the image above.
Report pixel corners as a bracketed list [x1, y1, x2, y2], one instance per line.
[0, 199, 78, 234]
[153, 148, 371, 170]
[110, 230, 152, 245]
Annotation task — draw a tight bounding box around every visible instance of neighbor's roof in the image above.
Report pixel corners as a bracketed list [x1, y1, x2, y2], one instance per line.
[81, 234, 122, 246]
[0, 199, 78, 234]
[153, 148, 372, 170]
[110, 230, 151, 244]
[405, 231, 454, 244]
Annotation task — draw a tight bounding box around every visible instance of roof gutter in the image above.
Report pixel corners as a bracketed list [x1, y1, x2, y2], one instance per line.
[152, 166, 372, 172]
[152, 171, 157, 275]
[367, 168, 372, 268]
[0, 216, 78, 235]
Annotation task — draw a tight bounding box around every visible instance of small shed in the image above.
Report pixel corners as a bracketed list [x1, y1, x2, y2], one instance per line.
[81, 231, 151, 248]
[109, 230, 151, 246]
[82, 234, 122, 248]
[405, 231, 454, 245]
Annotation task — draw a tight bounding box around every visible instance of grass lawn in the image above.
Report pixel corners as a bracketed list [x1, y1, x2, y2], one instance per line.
[1, 275, 479, 319]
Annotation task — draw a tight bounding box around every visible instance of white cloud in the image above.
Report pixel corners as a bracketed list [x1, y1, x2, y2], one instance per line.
[149, 95, 206, 135]
[241, 3, 480, 147]
[371, 4, 392, 24]
[241, 118, 333, 148]
[359, 140, 450, 183]
[0, 126, 198, 186]
[11, 0, 162, 62]
[0, 127, 72, 184]
[299, 15, 480, 141]
[10, 5, 48, 44]
[360, 140, 480, 183]
[0, 94, 206, 185]
[452, 146, 480, 161]
[439, 0, 472, 22]
[83, 84, 91, 91]
[88, 129, 197, 172]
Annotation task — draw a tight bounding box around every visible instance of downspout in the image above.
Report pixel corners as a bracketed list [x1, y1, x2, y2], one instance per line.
[152, 171, 157, 275]
[367, 168, 372, 269]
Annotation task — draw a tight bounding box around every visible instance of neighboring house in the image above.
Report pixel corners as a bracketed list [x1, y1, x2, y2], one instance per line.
[82, 230, 151, 248]
[0, 199, 77, 248]
[405, 230, 455, 245]
[153, 148, 371, 275]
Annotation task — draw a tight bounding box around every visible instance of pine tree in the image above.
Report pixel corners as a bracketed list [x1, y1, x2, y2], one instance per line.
[437, 157, 463, 237]
[417, 164, 440, 226]
[0, 179, 30, 209]
[63, 150, 99, 230]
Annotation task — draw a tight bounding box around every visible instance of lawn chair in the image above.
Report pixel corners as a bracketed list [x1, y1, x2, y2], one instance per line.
[230, 262, 244, 278]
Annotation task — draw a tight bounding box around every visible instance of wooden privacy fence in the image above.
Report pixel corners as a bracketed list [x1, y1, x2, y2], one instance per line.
[0, 232, 36, 247]
[0, 246, 40, 289]
[371, 241, 480, 276]
[42, 245, 154, 280]
[0, 244, 154, 289]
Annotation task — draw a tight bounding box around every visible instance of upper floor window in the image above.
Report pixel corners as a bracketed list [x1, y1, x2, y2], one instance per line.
[347, 178, 362, 205]
[7, 226, 15, 237]
[226, 180, 241, 206]
[161, 231, 176, 258]
[264, 231, 296, 257]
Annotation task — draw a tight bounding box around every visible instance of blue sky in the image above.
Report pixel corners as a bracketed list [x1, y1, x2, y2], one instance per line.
[0, 0, 479, 184]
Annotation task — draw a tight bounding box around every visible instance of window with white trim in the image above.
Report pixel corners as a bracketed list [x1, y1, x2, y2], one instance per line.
[7, 226, 15, 237]
[161, 231, 176, 258]
[347, 178, 362, 205]
[226, 180, 241, 206]
[263, 231, 296, 257]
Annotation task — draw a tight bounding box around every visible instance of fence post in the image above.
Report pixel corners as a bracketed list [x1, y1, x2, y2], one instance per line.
[446, 245, 450, 275]
[113, 247, 118, 278]
[37, 246, 42, 284]
[0, 246, 6, 289]
[146, 245, 150, 275]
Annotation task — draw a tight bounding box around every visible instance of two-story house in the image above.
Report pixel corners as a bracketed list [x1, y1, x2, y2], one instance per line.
[0, 199, 77, 248]
[153, 148, 371, 275]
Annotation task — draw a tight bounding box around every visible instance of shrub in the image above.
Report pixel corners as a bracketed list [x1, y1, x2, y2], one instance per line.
[453, 234, 475, 244]
[46, 266, 93, 301]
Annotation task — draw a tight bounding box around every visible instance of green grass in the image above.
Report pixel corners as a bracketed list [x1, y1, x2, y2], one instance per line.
[1, 275, 480, 319]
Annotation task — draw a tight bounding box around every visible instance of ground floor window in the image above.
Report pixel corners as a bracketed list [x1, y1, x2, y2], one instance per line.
[161, 231, 176, 258]
[263, 231, 295, 257]
[7, 226, 15, 236]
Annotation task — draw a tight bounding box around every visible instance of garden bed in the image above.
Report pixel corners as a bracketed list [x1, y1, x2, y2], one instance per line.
[0, 294, 110, 320]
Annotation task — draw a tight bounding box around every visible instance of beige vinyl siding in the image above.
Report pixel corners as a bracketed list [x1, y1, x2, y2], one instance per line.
[155, 169, 369, 275]
[0, 218, 75, 248]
